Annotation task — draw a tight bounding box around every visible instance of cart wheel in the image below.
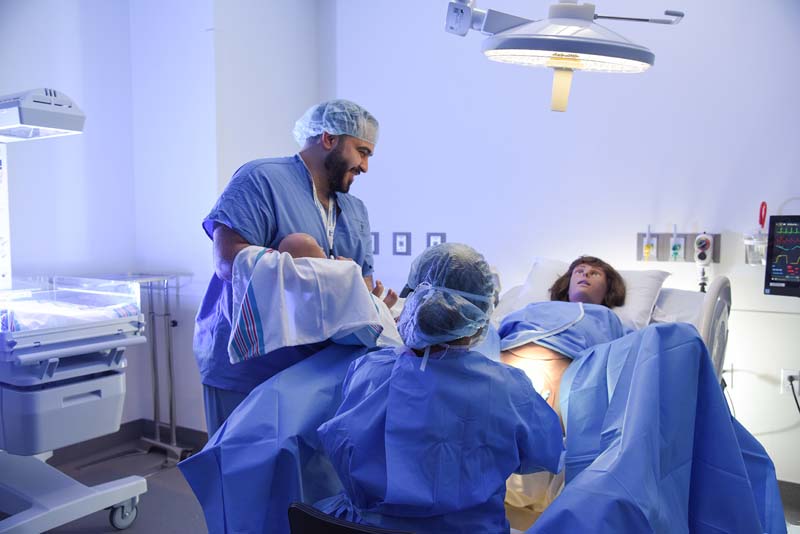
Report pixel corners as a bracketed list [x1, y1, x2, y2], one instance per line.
[109, 504, 138, 530]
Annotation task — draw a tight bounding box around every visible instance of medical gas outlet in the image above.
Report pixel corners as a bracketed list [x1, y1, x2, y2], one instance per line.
[637, 232, 721, 262]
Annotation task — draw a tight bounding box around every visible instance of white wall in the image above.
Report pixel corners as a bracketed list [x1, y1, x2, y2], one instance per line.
[0, 0, 136, 276]
[214, 0, 336, 190]
[333, 0, 800, 482]
[127, 0, 218, 432]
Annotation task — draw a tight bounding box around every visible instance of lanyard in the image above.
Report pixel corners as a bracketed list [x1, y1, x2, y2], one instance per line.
[310, 180, 337, 256]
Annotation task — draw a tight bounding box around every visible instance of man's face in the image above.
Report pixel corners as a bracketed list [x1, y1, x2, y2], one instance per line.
[324, 135, 374, 194]
[568, 263, 608, 305]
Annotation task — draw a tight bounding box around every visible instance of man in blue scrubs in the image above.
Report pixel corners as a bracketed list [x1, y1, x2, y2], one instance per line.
[194, 99, 380, 436]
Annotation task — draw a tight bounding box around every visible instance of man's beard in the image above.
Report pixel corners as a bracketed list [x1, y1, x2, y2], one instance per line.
[324, 145, 351, 194]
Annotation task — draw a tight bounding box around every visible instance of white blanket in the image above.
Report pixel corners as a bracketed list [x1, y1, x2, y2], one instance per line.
[229, 246, 400, 364]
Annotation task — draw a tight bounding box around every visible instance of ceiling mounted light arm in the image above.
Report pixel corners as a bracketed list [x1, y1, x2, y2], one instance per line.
[445, 1, 685, 113]
[445, 1, 533, 37]
[594, 10, 684, 25]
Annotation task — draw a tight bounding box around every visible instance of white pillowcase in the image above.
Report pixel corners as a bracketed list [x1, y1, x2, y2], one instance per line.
[492, 258, 567, 323]
[650, 288, 705, 330]
[614, 270, 671, 330]
[493, 257, 670, 331]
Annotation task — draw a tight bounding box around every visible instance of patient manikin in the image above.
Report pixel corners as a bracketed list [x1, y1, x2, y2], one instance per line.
[279, 233, 398, 308]
[501, 256, 626, 418]
[500, 256, 626, 530]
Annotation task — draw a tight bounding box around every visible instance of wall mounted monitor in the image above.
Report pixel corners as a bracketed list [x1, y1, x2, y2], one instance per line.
[764, 215, 800, 298]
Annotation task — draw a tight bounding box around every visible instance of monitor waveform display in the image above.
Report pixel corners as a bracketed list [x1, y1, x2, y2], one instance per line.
[768, 221, 800, 285]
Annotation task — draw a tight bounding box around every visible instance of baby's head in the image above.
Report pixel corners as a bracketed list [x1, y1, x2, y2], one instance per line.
[278, 233, 326, 259]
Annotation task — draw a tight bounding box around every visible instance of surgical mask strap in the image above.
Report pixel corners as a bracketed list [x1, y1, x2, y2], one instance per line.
[419, 345, 458, 372]
[420, 346, 431, 372]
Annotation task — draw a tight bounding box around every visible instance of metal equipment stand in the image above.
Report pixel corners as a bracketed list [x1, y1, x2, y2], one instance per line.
[97, 273, 193, 464]
[133, 275, 193, 464]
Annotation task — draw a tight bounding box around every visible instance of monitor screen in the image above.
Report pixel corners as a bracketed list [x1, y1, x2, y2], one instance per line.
[764, 215, 800, 298]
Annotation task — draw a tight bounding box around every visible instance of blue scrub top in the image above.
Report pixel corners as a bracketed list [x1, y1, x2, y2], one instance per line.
[194, 155, 374, 394]
[316, 347, 564, 534]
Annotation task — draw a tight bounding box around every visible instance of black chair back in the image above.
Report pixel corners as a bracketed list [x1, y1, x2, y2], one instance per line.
[287, 502, 414, 534]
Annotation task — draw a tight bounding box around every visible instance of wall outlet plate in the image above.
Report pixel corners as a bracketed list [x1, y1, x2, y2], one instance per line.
[426, 232, 446, 248]
[393, 232, 411, 256]
[780, 368, 800, 395]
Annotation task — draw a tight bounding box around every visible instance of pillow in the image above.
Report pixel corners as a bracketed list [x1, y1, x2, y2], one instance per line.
[613, 270, 671, 330]
[650, 288, 705, 330]
[492, 258, 567, 323]
[493, 257, 670, 331]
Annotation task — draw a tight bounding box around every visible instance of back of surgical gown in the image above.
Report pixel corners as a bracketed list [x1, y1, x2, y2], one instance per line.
[317, 347, 564, 534]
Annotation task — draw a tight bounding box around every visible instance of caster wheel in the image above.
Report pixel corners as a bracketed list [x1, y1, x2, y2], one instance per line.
[109, 504, 138, 530]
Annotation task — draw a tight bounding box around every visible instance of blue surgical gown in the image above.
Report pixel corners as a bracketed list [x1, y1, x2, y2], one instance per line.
[179, 343, 369, 534]
[529, 323, 786, 534]
[316, 347, 564, 534]
[194, 155, 374, 395]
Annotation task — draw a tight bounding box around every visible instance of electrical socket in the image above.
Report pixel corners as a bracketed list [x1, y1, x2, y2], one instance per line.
[779, 368, 800, 395]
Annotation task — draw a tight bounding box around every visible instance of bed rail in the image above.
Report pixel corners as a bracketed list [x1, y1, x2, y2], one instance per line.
[699, 276, 731, 381]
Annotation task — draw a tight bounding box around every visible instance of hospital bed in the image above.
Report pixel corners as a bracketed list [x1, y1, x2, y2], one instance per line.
[493, 259, 732, 381]
[0, 276, 148, 533]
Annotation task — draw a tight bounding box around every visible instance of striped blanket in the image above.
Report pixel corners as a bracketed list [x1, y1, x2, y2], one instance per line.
[228, 246, 398, 363]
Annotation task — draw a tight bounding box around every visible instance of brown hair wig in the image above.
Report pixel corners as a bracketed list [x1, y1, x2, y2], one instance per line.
[549, 256, 626, 308]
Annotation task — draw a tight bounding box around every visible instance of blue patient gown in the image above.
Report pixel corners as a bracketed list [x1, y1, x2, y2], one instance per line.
[179, 343, 369, 534]
[529, 323, 786, 534]
[498, 301, 625, 357]
[316, 347, 564, 534]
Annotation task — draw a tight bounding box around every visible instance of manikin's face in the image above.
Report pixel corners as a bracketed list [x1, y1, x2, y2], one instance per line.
[568, 263, 608, 305]
[324, 135, 374, 194]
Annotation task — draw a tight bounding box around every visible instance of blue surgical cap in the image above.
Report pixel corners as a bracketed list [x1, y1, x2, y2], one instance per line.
[293, 99, 379, 147]
[397, 243, 496, 349]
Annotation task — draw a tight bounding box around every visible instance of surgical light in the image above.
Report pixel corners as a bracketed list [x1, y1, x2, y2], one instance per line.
[445, 0, 684, 111]
[0, 89, 85, 288]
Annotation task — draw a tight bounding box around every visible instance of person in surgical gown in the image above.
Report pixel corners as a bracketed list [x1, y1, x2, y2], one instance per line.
[315, 243, 564, 534]
[194, 99, 382, 436]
